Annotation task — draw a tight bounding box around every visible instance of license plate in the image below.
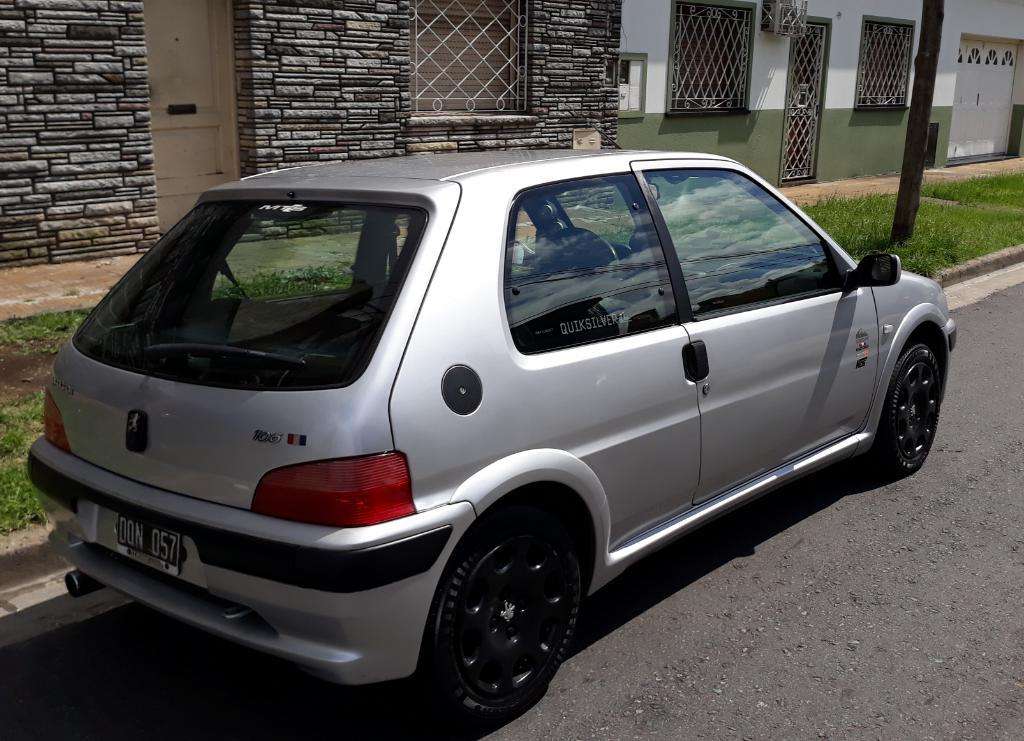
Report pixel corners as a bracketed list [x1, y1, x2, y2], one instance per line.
[115, 513, 182, 576]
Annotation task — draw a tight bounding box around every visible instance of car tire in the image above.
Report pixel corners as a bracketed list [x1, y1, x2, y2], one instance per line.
[421, 504, 581, 727]
[871, 342, 943, 477]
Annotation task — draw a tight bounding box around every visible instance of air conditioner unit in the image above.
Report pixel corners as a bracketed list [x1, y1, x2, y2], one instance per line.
[761, 0, 809, 37]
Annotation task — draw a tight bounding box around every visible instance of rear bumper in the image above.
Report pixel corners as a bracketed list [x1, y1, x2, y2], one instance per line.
[29, 440, 475, 685]
[29, 453, 452, 593]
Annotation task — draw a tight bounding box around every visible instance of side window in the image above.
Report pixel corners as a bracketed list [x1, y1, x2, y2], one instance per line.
[645, 169, 839, 317]
[505, 174, 678, 354]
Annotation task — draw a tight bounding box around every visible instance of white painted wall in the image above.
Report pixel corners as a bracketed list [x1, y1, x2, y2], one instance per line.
[619, 0, 671, 115]
[620, 0, 1024, 114]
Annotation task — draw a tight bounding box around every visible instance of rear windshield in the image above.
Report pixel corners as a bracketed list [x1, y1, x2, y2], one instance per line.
[75, 201, 427, 389]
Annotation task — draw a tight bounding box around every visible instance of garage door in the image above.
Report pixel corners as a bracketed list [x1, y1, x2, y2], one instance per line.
[144, 0, 239, 231]
[948, 40, 1018, 160]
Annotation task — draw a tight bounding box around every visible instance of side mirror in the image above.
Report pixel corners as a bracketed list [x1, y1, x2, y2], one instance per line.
[847, 253, 901, 290]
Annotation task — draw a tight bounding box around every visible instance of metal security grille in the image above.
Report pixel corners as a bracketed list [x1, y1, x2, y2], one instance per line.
[855, 21, 914, 108]
[669, 2, 752, 111]
[782, 23, 826, 181]
[412, 0, 527, 113]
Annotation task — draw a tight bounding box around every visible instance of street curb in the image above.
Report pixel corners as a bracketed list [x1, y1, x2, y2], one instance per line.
[937, 244, 1024, 287]
[0, 523, 66, 591]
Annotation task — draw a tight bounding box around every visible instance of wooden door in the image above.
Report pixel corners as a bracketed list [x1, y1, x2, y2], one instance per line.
[145, 0, 239, 231]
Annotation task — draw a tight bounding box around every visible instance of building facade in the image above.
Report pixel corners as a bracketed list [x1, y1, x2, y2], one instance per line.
[0, 0, 621, 267]
[617, 0, 1024, 185]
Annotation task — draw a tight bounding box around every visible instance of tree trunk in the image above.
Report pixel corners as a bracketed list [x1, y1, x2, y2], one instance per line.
[891, 0, 945, 244]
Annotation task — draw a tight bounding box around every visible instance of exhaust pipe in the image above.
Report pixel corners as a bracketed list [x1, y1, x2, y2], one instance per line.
[65, 570, 104, 598]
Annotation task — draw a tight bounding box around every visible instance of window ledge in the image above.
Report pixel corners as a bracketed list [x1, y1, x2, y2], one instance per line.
[665, 108, 751, 118]
[853, 104, 910, 112]
[407, 114, 539, 127]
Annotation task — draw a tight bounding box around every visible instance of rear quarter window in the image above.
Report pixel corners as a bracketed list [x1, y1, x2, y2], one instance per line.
[503, 174, 677, 354]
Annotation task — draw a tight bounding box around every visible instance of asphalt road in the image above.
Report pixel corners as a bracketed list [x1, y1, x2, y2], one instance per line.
[2, 284, 1023, 740]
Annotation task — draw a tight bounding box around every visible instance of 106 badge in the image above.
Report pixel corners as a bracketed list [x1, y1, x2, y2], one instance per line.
[253, 429, 308, 446]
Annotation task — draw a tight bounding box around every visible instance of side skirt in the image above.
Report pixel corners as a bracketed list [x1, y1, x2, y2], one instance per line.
[603, 433, 869, 572]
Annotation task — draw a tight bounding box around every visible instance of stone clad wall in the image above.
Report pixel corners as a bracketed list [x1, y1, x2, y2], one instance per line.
[235, 0, 621, 171]
[0, 0, 620, 267]
[0, 0, 158, 266]
[401, 0, 621, 153]
[527, 0, 620, 149]
[233, 0, 409, 175]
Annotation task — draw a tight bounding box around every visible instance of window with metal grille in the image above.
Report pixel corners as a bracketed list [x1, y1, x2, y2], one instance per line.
[412, 0, 527, 114]
[855, 20, 914, 108]
[669, 2, 752, 112]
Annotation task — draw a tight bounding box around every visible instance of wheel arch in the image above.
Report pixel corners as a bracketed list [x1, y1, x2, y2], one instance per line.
[481, 482, 598, 594]
[904, 319, 948, 383]
[447, 449, 611, 595]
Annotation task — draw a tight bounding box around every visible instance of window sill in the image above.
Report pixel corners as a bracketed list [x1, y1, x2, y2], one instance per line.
[407, 113, 539, 127]
[690, 287, 843, 322]
[665, 108, 751, 118]
[853, 104, 909, 112]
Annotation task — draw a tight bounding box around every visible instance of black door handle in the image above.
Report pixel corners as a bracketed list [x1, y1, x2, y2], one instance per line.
[682, 340, 710, 382]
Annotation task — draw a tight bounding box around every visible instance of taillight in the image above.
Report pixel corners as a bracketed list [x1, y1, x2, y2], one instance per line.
[43, 389, 72, 453]
[252, 452, 415, 527]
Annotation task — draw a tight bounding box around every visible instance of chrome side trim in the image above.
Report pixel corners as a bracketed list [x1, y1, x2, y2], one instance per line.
[608, 433, 868, 563]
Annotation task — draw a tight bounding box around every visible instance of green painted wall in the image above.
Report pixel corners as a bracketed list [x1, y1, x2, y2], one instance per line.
[618, 111, 785, 184]
[1009, 105, 1024, 157]
[618, 106, 954, 186]
[816, 106, 952, 182]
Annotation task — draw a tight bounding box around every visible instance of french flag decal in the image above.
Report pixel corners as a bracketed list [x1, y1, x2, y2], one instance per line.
[287, 433, 307, 446]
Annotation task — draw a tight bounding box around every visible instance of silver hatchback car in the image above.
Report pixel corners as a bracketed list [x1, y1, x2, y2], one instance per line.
[31, 150, 954, 723]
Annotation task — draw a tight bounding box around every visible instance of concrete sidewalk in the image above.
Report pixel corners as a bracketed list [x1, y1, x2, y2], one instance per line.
[1, 156, 1023, 321]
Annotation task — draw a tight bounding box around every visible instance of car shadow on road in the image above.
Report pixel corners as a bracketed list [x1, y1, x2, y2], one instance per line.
[0, 460, 892, 741]
[571, 459, 892, 657]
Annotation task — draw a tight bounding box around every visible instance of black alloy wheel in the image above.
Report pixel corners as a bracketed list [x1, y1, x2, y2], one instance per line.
[457, 534, 573, 697]
[873, 342, 943, 476]
[423, 505, 581, 726]
[895, 358, 940, 461]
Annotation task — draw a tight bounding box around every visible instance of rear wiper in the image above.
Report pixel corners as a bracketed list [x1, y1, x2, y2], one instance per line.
[144, 343, 306, 368]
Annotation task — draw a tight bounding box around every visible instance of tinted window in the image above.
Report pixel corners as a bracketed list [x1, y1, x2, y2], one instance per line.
[75, 201, 426, 389]
[645, 170, 839, 317]
[505, 174, 677, 353]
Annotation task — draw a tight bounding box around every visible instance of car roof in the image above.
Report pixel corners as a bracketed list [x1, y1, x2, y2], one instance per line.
[215, 149, 737, 194]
